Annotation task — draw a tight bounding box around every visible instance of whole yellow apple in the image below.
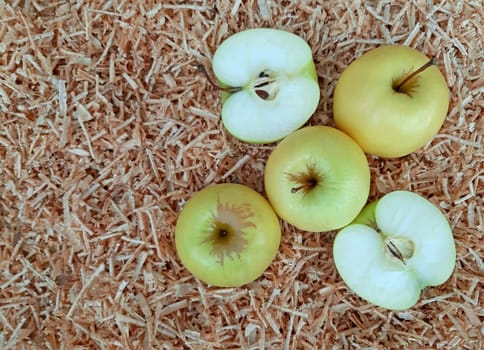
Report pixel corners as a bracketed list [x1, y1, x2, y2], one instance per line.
[333, 45, 449, 158]
[175, 183, 281, 287]
[264, 126, 370, 232]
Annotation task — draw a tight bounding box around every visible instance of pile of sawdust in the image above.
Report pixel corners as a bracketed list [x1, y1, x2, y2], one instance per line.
[0, 1, 482, 349]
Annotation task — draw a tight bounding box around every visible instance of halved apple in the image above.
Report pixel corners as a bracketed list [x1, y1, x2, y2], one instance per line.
[212, 28, 320, 143]
[333, 190, 456, 310]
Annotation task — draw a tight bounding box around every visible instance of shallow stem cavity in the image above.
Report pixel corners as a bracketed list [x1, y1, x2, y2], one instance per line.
[392, 59, 434, 96]
[202, 199, 255, 265]
[384, 236, 415, 265]
[287, 163, 322, 195]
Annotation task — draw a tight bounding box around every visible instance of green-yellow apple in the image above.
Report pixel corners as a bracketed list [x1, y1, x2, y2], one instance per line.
[175, 183, 281, 287]
[333, 190, 456, 310]
[211, 28, 320, 144]
[333, 45, 449, 158]
[264, 126, 370, 232]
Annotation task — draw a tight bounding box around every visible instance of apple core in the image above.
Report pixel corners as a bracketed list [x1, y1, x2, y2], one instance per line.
[385, 236, 415, 264]
[252, 70, 279, 100]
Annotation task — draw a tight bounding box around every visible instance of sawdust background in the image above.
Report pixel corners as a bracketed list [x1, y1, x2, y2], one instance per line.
[0, 1, 482, 349]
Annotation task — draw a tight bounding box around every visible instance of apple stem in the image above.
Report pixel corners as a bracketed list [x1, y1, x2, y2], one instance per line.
[395, 59, 434, 92]
[197, 63, 242, 93]
[291, 185, 305, 193]
[291, 181, 318, 194]
[288, 166, 320, 194]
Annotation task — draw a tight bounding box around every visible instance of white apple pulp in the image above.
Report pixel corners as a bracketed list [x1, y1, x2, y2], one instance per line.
[333, 191, 456, 310]
[212, 29, 320, 143]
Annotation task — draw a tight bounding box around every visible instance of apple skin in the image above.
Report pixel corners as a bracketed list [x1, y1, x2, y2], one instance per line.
[175, 183, 281, 287]
[333, 190, 456, 310]
[212, 28, 320, 144]
[264, 126, 371, 232]
[333, 45, 449, 158]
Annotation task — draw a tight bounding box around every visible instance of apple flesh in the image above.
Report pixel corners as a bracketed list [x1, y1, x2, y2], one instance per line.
[264, 126, 370, 232]
[175, 183, 281, 287]
[333, 190, 456, 310]
[333, 45, 449, 158]
[212, 28, 320, 143]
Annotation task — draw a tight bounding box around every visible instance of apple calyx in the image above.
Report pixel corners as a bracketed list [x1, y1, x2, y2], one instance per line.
[393, 59, 434, 95]
[203, 199, 255, 265]
[287, 164, 321, 194]
[385, 236, 415, 265]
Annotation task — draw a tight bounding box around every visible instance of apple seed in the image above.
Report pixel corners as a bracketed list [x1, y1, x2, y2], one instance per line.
[385, 236, 415, 265]
[252, 70, 278, 100]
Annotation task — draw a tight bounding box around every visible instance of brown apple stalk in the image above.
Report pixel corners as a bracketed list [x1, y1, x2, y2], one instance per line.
[394, 59, 434, 93]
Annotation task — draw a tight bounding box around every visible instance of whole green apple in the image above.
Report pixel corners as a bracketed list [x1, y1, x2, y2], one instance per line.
[333, 45, 449, 158]
[264, 126, 370, 232]
[333, 190, 456, 310]
[175, 183, 281, 287]
[212, 28, 320, 144]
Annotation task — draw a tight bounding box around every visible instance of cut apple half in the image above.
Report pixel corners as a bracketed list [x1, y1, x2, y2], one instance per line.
[333, 190, 456, 310]
[212, 28, 320, 143]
